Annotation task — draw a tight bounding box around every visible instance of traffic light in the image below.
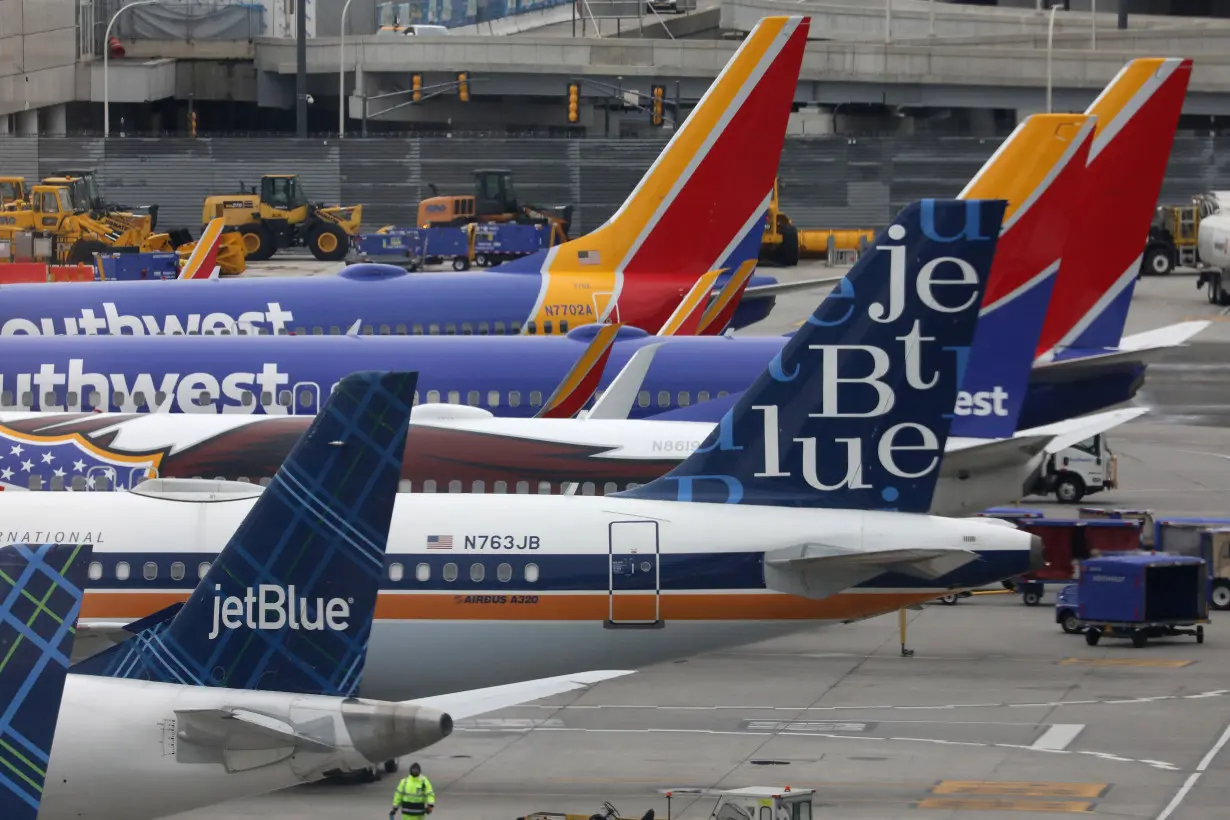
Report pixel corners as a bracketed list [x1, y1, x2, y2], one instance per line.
[189, 110, 197, 137]
[457, 72, 470, 102]
[650, 85, 664, 127]
[412, 73, 423, 103]
[567, 82, 579, 124]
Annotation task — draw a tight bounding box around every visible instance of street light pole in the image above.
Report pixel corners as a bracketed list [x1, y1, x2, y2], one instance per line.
[296, 0, 308, 137]
[1091, 0, 1096, 50]
[340, 0, 355, 137]
[104, 0, 159, 137]
[1047, 4, 1062, 113]
[885, 0, 891, 44]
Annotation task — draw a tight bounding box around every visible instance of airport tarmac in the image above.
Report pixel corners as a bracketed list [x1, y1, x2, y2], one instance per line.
[168, 264, 1230, 820]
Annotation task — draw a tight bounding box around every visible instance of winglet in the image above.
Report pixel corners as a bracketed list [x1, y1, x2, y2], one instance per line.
[178, 217, 225, 280]
[1037, 57, 1193, 358]
[618, 198, 1004, 512]
[584, 342, 666, 421]
[950, 113, 1096, 439]
[698, 259, 757, 335]
[0, 542, 91, 820]
[72, 371, 419, 697]
[536, 324, 622, 419]
[657, 270, 723, 336]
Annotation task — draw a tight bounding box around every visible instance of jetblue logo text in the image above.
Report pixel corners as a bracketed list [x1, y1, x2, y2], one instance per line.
[207, 584, 352, 640]
[0, 302, 295, 336]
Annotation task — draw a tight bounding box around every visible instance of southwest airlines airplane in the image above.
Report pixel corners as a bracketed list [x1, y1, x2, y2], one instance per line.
[0, 60, 1203, 432]
[0, 17, 819, 339]
[0, 198, 1040, 703]
[8, 372, 630, 820]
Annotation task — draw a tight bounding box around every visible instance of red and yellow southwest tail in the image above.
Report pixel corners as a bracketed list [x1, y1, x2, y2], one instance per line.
[178, 218, 225, 280]
[527, 16, 810, 328]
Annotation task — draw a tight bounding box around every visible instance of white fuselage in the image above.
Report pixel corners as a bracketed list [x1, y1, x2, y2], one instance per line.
[2, 491, 1033, 701]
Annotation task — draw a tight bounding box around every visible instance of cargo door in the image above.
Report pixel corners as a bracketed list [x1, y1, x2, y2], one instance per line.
[607, 520, 661, 627]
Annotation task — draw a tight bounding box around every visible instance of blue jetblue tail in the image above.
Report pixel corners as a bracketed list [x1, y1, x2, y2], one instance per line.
[0, 542, 91, 820]
[72, 371, 418, 697]
[619, 199, 1005, 513]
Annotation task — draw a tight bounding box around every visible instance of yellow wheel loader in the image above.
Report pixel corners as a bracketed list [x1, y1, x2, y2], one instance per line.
[202, 174, 362, 262]
[0, 185, 176, 264]
[0, 177, 28, 209]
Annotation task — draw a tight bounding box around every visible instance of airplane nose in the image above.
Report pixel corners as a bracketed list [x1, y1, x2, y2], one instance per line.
[1029, 533, 1045, 571]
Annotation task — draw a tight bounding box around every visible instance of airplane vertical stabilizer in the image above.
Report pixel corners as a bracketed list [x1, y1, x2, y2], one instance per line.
[178, 217, 226, 280]
[71, 371, 418, 697]
[1037, 57, 1193, 359]
[951, 114, 1095, 438]
[0, 543, 90, 820]
[618, 198, 1004, 512]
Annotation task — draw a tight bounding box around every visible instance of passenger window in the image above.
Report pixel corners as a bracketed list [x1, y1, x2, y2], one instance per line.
[467, 390, 479, 406]
[509, 391, 521, 407]
[543, 320, 553, 335]
[298, 390, 312, 408]
[50, 475, 64, 491]
[538, 481, 552, 494]
[389, 563, 404, 582]
[529, 391, 542, 407]
[71, 476, 87, 491]
[379, 324, 391, 335]
[88, 390, 101, 408]
[479, 322, 489, 335]
[134, 391, 148, 408]
[398, 479, 412, 493]
[66, 390, 79, 407]
[510, 321, 522, 333]
[470, 563, 485, 582]
[294, 326, 306, 335]
[413, 391, 420, 405]
[143, 562, 157, 581]
[526, 321, 537, 335]
[603, 482, 618, 495]
[0, 390, 11, 407]
[362, 324, 374, 335]
[44, 391, 57, 407]
[472, 480, 485, 493]
[560, 320, 569, 333]
[397, 323, 408, 335]
[449, 480, 462, 493]
[116, 562, 130, 581]
[447, 390, 460, 404]
[279, 390, 292, 407]
[198, 562, 211, 579]
[525, 563, 540, 583]
[462, 322, 473, 335]
[497, 563, 512, 582]
[415, 563, 431, 582]
[171, 562, 185, 581]
[657, 391, 670, 407]
[487, 390, 500, 407]
[330, 325, 341, 335]
[427, 390, 440, 403]
[443, 562, 458, 582]
[582, 482, 595, 496]
[626, 482, 641, 490]
[445, 323, 456, 335]
[27, 475, 40, 490]
[423, 479, 437, 493]
[637, 390, 650, 408]
[241, 391, 254, 407]
[312, 326, 323, 335]
[259, 477, 272, 487]
[88, 561, 102, 581]
[259, 391, 271, 406]
[494, 321, 506, 335]
[697, 390, 710, 403]
[516, 481, 529, 494]
[429, 323, 440, 335]
[494, 481, 507, 494]
[20, 391, 31, 408]
[412, 324, 423, 335]
[678, 391, 690, 407]
[717, 390, 729, 398]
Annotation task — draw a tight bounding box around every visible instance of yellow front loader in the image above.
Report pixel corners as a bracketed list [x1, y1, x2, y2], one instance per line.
[202, 174, 361, 262]
[0, 185, 176, 264]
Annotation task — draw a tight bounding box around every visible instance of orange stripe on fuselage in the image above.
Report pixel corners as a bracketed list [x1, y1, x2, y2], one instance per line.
[81, 590, 947, 623]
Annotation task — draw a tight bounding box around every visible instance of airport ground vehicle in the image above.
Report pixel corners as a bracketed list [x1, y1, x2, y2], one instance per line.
[1080, 506, 1156, 547]
[0, 176, 27, 207]
[1055, 584, 1084, 633]
[0, 184, 176, 263]
[759, 180, 874, 268]
[1014, 518, 1142, 606]
[1076, 554, 1209, 647]
[1153, 518, 1230, 609]
[1025, 433, 1117, 503]
[519, 787, 813, 820]
[202, 174, 361, 261]
[416, 169, 572, 240]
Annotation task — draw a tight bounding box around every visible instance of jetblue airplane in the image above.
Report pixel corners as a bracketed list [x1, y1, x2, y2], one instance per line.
[0, 17, 821, 340]
[0, 197, 1041, 704]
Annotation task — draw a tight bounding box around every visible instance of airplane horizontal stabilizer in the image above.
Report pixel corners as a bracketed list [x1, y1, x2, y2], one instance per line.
[763, 543, 979, 600]
[698, 259, 757, 335]
[72, 602, 186, 663]
[537, 323, 622, 419]
[175, 708, 336, 753]
[657, 270, 722, 336]
[741, 274, 845, 299]
[407, 670, 634, 721]
[618, 198, 1004, 512]
[72, 371, 419, 698]
[1036, 320, 1209, 371]
[1037, 407, 1149, 455]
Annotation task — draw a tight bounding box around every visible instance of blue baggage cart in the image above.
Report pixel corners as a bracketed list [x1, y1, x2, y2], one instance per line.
[1077, 553, 1209, 647]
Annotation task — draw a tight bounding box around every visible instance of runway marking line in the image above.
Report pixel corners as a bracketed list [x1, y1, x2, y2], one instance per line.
[916, 797, 1093, 813]
[931, 782, 1109, 798]
[1059, 658, 1193, 668]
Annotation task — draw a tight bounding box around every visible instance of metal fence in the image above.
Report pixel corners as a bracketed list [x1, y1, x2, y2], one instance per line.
[5, 134, 1229, 234]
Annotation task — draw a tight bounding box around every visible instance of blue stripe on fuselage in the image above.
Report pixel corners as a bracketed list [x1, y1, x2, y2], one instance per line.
[80, 549, 1028, 594]
[0, 270, 541, 336]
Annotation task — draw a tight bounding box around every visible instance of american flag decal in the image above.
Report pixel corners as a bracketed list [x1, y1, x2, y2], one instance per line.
[426, 534, 453, 550]
[578, 250, 601, 266]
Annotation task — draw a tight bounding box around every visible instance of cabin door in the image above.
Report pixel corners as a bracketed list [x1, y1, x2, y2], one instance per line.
[607, 520, 661, 627]
[291, 382, 320, 415]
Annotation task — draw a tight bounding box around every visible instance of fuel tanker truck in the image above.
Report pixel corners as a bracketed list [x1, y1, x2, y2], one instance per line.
[1195, 210, 1230, 306]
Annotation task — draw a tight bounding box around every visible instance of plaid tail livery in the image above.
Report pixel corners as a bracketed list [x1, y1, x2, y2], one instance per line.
[0, 542, 92, 820]
[72, 371, 419, 698]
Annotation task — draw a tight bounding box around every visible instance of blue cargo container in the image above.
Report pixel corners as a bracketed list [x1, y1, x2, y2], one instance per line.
[95, 251, 179, 281]
[1077, 553, 1209, 647]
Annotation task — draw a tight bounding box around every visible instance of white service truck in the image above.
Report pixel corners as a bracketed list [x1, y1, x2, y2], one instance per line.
[1026, 434, 1118, 504]
[1195, 210, 1230, 306]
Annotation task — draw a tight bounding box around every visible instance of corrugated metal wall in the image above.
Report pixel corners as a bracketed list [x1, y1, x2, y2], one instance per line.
[5, 135, 1229, 233]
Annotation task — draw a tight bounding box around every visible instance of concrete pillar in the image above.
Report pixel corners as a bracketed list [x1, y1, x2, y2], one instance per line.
[15, 110, 38, 136]
[43, 104, 67, 136]
[1118, 0, 1128, 29]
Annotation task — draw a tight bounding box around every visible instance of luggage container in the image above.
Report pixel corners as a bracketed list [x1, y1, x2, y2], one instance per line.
[1077, 553, 1209, 647]
[1196, 528, 1230, 610]
[473, 223, 551, 266]
[1013, 519, 1142, 606]
[1080, 507, 1156, 547]
[1154, 517, 1230, 556]
[95, 251, 179, 280]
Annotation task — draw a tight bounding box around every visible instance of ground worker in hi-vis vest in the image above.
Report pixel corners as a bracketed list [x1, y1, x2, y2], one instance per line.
[390, 762, 435, 818]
